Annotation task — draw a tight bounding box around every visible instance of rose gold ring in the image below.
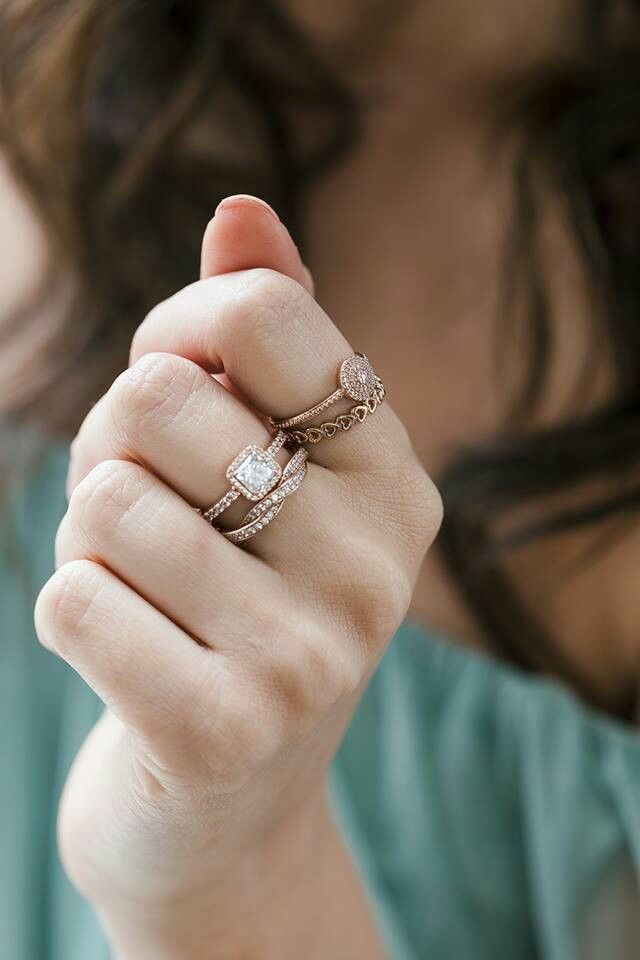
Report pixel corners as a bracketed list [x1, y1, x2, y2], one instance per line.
[198, 430, 287, 524]
[269, 353, 379, 430]
[223, 447, 308, 543]
[282, 378, 385, 446]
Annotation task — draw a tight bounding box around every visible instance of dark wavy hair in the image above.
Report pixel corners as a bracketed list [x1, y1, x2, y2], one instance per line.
[1, 0, 639, 716]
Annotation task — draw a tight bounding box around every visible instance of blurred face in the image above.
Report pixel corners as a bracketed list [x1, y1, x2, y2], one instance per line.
[281, 0, 601, 473]
[278, 0, 636, 700]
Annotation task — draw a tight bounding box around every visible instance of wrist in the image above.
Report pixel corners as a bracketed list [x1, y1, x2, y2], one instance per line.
[96, 791, 365, 960]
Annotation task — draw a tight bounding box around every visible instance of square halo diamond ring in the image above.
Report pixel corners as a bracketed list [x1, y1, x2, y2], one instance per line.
[199, 430, 287, 524]
[226, 443, 283, 501]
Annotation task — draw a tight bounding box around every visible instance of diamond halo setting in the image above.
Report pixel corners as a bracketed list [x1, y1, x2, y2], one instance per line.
[226, 444, 283, 501]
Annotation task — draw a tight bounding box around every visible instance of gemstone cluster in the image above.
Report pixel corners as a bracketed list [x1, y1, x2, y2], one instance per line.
[339, 353, 377, 402]
[226, 445, 282, 501]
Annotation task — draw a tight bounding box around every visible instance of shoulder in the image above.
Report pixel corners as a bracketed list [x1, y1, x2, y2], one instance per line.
[331, 621, 640, 953]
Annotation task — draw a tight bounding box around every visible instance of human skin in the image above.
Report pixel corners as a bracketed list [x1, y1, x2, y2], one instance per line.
[0, 0, 637, 947]
[34, 196, 442, 957]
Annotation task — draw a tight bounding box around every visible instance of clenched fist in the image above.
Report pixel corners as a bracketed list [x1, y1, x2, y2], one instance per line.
[35, 196, 442, 958]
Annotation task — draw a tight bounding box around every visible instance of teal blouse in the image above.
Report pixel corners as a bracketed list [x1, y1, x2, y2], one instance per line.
[3, 441, 640, 959]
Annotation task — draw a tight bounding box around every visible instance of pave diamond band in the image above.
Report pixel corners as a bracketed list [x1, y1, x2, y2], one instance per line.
[269, 353, 379, 431]
[240, 448, 308, 526]
[282, 377, 386, 446]
[199, 430, 287, 523]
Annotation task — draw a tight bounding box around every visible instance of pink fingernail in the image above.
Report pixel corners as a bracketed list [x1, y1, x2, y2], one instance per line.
[215, 195, 280, 222]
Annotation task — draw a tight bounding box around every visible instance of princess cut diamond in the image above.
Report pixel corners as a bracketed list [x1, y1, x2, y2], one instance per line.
[227, 445, 282, 500]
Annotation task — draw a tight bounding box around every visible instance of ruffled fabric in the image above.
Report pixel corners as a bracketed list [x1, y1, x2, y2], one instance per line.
[332, 623, 640, 959]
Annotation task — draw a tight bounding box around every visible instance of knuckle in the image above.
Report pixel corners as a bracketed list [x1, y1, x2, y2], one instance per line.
[302, 629, 364, 706]
[226, 268, 311, 353]
[35, 560, 107, 653]
[129, 293, 179, 360]
[68, 459, 152, 546]
[367, 551, 414, 640]
[341, 542, 414, 648]
[112, 353, 206, 441]
[261, 622, 362, 728]
[151, 668, 228, 776]
[397, 458, 443, 551]
[345, 456, 442, 559]
[197, 677, 282, 786]
[228, 704, 281, 774]
[53, 513, 72, 568]
[189, 626, 365, 785]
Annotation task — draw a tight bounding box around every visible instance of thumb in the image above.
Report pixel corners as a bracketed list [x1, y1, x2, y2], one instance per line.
[200, 194, 314, 295]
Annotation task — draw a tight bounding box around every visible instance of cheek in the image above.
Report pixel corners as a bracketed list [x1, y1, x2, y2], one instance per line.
[305, 116, 520, 467]
[0, 156, 48, 321]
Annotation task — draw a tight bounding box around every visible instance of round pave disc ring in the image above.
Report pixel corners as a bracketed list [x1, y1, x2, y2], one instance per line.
[198, 430, 287, 524]
[269, 353, 379, 431]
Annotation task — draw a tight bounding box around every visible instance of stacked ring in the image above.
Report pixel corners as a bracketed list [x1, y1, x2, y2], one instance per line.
[200, 353, 385, 545]
[269, 353, 385, 445]
[198, 437, 308, 544]
[199, 430, 287, 523]
[223, 448, 308, 544]
[283, 379, 385, 446]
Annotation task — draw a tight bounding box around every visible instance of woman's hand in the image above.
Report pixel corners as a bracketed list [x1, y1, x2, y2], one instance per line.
[35, 197, 442, 958]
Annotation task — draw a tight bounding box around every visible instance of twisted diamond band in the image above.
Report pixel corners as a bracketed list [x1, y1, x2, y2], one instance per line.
[223, 448, 308, 543]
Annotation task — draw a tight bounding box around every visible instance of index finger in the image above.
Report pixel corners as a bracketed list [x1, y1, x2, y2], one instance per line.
[129, 267, 409, 475]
